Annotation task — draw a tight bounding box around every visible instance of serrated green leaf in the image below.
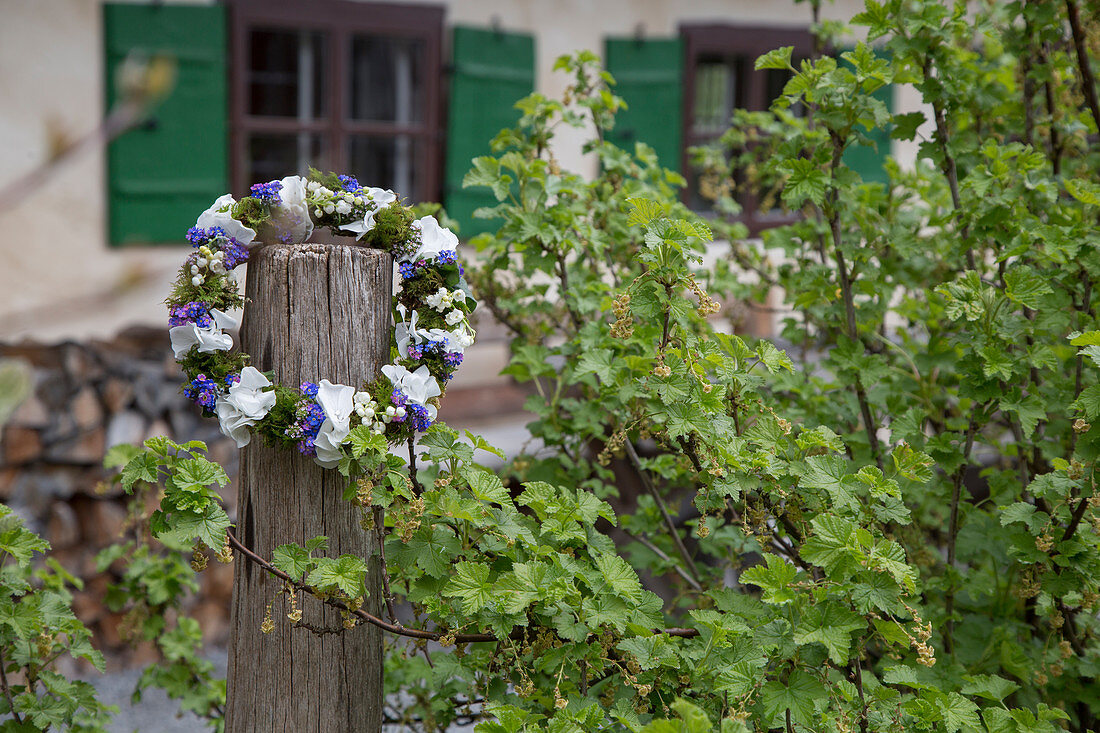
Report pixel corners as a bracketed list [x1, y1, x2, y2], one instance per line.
[960, 674, 1019, 702]
[627, 198, 666, 227]
[465, 466, 509, 506]
[444, 561, 492, 612]
[1066, 177, 1100, 205]
[781, 158, 829, 207]
[120, 453, 159, 491]
[595, 553, 642, 603]
[999, 394, 1045, 438]
[891, 443, 934, 482]
[801, 514, 858, 576]
[170, 504, 231, 549]
[272, 544, 313, 581]
[756, 46, 794, 71]
[760, 669, 825, 729]
[794, 602, 864, 665]
[797, 455, 859, 511]
[306, 555, 369, 598]
[576, 348, 616, 382]
[171, 457, 228, 493]
[740, 555, 798, 604]
[1004, 266, 1053, 309]
[934, 691, 980, 733]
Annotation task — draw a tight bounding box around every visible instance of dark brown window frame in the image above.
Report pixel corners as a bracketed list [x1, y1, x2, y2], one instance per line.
[228, 0, 444, 201]
[680, 24, 814, 235]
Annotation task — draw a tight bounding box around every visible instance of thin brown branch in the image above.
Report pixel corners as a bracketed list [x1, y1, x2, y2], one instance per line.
[374, 506, 401, 627]
[624, 440, 703, 586]
[854, 656, 869, 733]
[408, 437, 424, 495]
[225, 529, 700, 642]
[555, 255, 583, 332]
[944, 414, 980, 656]
[1062, 496, 1091, 544]
[1022, 9, 1036, 147]
[660, 284, 674, 351]
[0, 647, 21, 725]
[1059, 600, 1087, 657]
[921, 58, 977, 271]
[1041, 41, 1063, 175]
[1066, 0, 1100, 135]
[0, 101, 143, 210]
[1071, 271, 1093, 455]
[1076, 273, 1094, 400]
[621, 529, 703, 592]
[826, 133, 882, 469]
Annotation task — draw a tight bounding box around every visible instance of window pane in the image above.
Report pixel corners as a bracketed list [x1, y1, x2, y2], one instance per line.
[349, 35, 425, 123]
[249, 29, 327, 119]
[247, 133, 327, 186]
[349, 135, 422, 198]
[693, 57, 741, 134]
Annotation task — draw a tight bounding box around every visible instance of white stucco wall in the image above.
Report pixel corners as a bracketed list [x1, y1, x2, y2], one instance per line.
[0, 0, 913, 344]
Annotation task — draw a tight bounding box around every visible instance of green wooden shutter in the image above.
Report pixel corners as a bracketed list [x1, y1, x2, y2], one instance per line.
[103, 3, 228, 245]
[604, 38, 683, 173]
[838, 47, 894, 186]
[445, 27, 535, 238]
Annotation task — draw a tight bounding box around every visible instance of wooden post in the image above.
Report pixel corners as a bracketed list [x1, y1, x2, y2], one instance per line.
[226, 243, 388, 732]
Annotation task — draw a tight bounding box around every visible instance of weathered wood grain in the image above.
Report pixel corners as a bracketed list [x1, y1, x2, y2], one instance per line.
[225, 243, 389, 733]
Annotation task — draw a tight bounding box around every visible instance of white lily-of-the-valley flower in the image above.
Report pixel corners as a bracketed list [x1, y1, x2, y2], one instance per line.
[169, 309, 239, 359]
[313, 379, 356, 468]
[215, 366, 277, 448]
[339, 187, 397, 240]
[196, 194, 257, 247]
[422, 326, 474, 355]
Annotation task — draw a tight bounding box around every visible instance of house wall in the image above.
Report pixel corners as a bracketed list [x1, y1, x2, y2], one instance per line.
[0, 0, 919, 344]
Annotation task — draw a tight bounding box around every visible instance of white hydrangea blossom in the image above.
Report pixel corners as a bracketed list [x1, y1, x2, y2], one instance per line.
[169, 308, 238, 358]
[215, 366, 277, 448]
[402, 215, 458, 263]
[381, 364, 441, 422]
[313, 379, 356, 468]
[197, 194, 257, 247]
[270, 175, 315, 244]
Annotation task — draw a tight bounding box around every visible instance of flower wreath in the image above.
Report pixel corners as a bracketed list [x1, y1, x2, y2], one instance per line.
[166, 171, 476, 468]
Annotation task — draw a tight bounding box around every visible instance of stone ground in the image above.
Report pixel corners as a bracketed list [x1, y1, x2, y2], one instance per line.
[88, 652, 226, 733]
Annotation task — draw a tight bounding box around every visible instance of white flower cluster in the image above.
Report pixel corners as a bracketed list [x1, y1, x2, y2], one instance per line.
[394, 304, 475, 358]
[425, 286, 467, 314]
[352, 391, 387, 435]
[305, 180, 398, 240]
[189, 245, 230, 286]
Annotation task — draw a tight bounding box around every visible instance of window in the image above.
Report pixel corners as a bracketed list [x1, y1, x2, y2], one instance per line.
[229, 0, 443, 203]
[681, 25, 815, 233]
